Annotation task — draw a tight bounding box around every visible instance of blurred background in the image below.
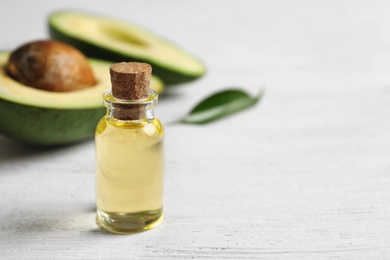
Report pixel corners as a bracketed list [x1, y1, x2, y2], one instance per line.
[3, 0, 390, 119]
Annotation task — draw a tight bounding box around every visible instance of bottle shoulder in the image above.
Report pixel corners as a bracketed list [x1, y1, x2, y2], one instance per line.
[96, 116, 164, 138]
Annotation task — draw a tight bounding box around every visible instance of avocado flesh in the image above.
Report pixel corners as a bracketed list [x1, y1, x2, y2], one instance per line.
[0, 52, 163, 145]
[49, 11, 206, 85]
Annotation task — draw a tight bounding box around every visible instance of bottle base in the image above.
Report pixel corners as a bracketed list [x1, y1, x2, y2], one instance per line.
[96, 208, 163, 234]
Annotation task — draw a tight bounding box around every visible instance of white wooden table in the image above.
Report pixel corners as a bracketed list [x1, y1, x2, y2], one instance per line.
[1, 1, 390, 259]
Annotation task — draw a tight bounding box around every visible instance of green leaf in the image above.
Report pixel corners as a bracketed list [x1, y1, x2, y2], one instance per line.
[181, 88, 264, 124]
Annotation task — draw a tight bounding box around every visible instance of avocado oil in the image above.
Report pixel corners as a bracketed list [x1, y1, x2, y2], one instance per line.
[95, 62, 164, 234]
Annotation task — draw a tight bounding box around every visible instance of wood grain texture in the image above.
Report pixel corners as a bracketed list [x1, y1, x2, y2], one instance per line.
[1, 0, 390, 259]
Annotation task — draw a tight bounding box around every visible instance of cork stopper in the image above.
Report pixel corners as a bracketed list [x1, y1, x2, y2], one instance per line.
[110, 62, 151, 100]
[109, 62, 152, 120]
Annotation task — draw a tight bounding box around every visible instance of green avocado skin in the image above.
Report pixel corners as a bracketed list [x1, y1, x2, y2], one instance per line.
[49, 25, 203, 86]
[0, 98, 105, 146]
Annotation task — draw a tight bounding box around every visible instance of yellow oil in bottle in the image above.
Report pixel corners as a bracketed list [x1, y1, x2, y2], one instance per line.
[95, 116, 164, 234]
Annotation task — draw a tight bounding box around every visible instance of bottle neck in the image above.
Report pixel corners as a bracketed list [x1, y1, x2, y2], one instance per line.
[103, 89, 158, 122]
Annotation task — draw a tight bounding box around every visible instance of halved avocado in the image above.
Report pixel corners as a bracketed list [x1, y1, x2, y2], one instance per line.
[49, 11, 206, 85]
[0, 52, 163, 145]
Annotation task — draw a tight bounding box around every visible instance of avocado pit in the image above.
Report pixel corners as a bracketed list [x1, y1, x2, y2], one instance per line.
[5, 40, 97, 92]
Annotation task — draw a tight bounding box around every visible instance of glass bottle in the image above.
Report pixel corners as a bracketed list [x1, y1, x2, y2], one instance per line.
[95, 63, 164, 234]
